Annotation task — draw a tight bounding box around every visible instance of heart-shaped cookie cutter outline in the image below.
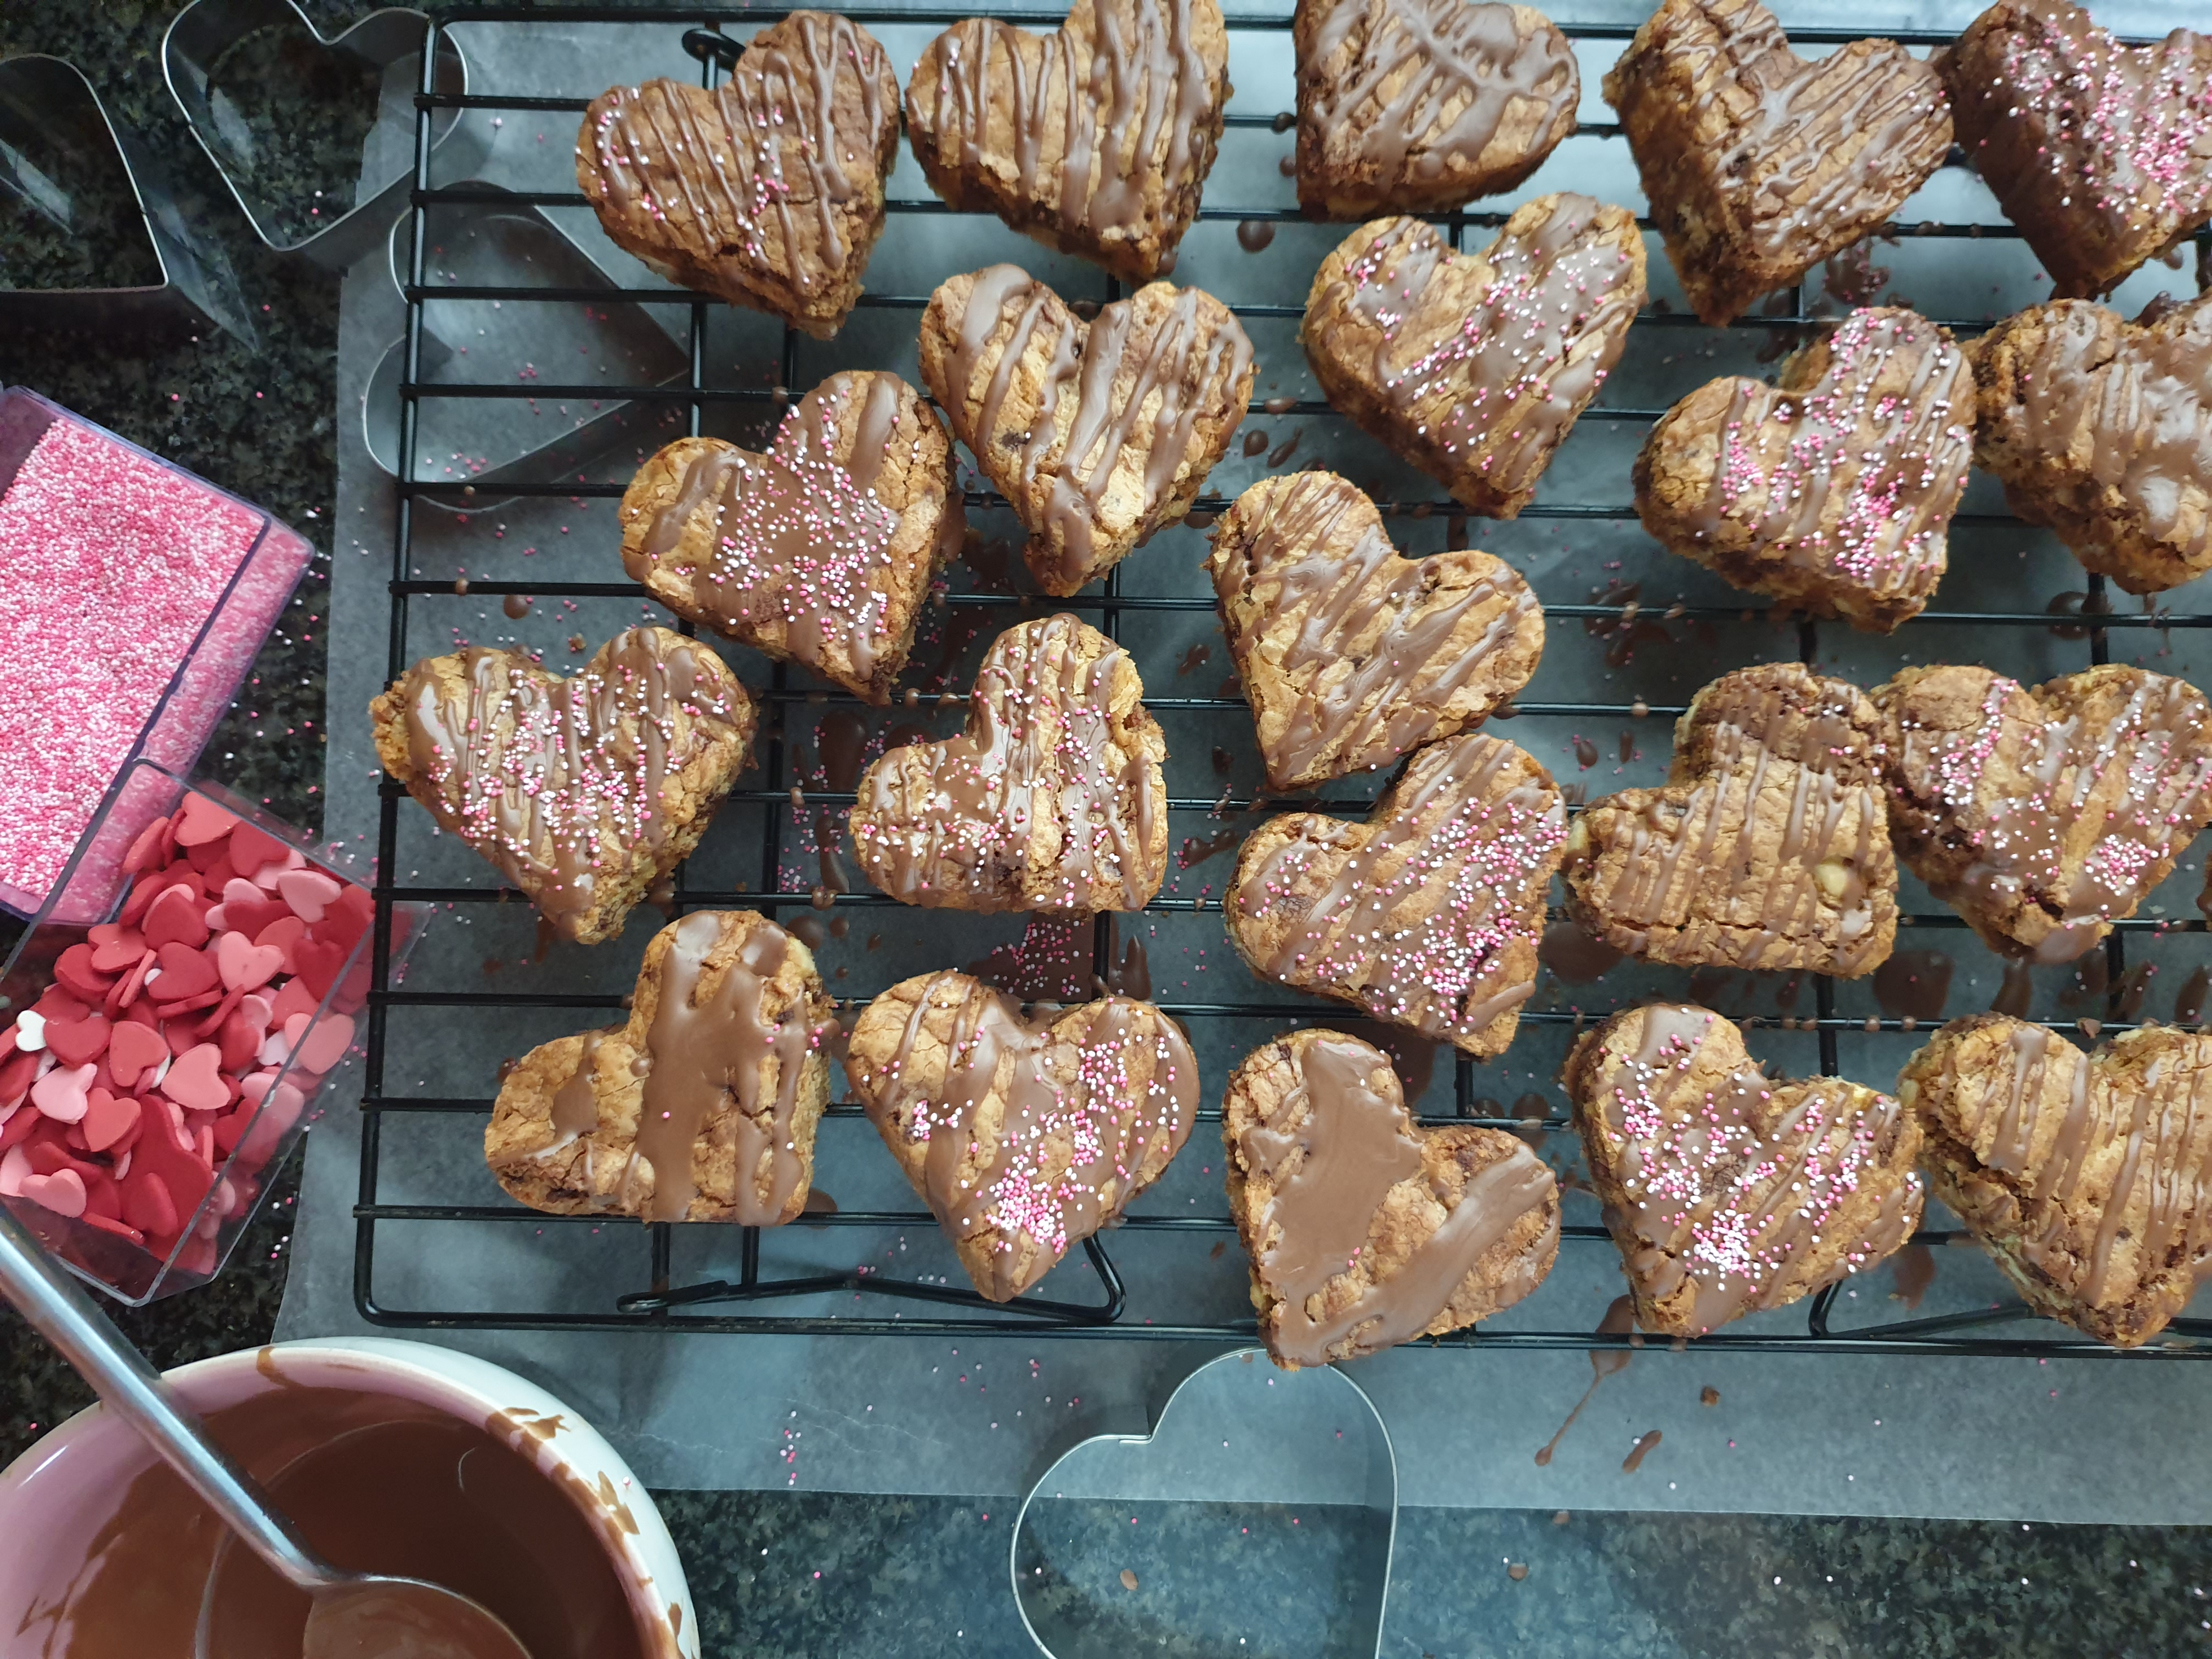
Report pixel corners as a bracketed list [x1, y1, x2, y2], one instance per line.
[1009, 1347, 1397, 1658]
[162, 0, 486, 269]
[0, 54, 257, 343]
[360, 179, 689, 509]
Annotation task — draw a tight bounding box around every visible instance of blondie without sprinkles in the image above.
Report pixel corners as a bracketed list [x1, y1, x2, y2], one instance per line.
[918, 266, 1254, 595]
[1634, 308, 1973, 632]
[1873, 664, 2212, 964]
[1565, 1002, 1925, 1338]
[618, 373, 965, 704]
[1604, 0, 1952, 326]
[904, 0, 1231, 284]
[1206, 471, 1544, 791]
[1226, 732, 1565, 1056]
[1900, 1017, 2212, 1349]
[846, 971, 1200, 1300]
[1223, 1028, 1558, 1369]
[1302, 195, 1645, 519]
[370, 628, 754, 945]
[848, 614, 1169, 913]
[1564, 663, 1899, 978]
[574, 13, 900, 337]
[1939, 1, 2212, 301]
[486, 911, 837, 1223]
[1967, 292, 2212, 596]
[1294, 0, 1578, 219]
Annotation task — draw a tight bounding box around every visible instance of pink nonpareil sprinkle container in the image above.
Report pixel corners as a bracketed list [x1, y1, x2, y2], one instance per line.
[0, 386, 314, 923]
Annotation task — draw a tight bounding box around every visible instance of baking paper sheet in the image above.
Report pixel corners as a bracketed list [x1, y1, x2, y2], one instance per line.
[282, 3, 2212, 1519]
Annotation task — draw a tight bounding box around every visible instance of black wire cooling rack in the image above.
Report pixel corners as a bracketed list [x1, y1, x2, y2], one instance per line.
[359, 4, 2212, 1356]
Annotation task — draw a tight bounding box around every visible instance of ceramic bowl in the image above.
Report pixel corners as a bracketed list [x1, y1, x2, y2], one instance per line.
[0, 1336, 697, 1657]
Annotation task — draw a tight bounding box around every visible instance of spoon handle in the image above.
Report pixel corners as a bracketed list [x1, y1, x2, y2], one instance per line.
[0, 1204, 339, 1591]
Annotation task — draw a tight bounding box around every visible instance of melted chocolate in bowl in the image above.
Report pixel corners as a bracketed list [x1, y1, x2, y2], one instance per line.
[44, 1383, 648, 1659]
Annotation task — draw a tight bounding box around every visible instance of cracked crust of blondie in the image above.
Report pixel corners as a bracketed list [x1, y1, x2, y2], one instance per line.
[370, 628, 754, 945]
[1563, 663, 1899, 977]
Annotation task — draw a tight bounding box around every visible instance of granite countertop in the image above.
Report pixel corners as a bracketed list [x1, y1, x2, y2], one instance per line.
[4, 4, 2210, 1656]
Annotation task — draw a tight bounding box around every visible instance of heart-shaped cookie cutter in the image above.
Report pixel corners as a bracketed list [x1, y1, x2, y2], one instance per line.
[360, 181, 688, 507]
[1011, 1348, 1397, 1657]
[162, 0, 486, 269]
[0, 55, 255, 341]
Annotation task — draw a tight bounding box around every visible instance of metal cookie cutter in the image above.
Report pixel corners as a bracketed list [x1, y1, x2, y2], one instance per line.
[362, 182, 687, 507]
[0, 55, 255, 342]
[163, 0, 486, 269]
[1011, 1348, 1398, 1658]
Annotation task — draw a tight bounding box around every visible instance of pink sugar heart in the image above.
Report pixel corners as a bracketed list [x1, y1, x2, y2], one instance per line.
[30, 1064, 95, 1124]
[82, 1090, 141, 1154]
[0, 1146, 29, 1197]
[105, 1022, 170, 1092]
[275, 868, 341, 923]
[226, 822, 290, 879]
[15, 1167, 85, 1220]
[289, 1013, 355, 1077]
[252, 848, 307, 891]
[267, 978, 320, 1030]
[157, 1045, 229, 1114]
[222, 878, 264, 910]
[215, 931, 284, 993]
[142, 885, 211, 951]
[171, 794, 239, 848]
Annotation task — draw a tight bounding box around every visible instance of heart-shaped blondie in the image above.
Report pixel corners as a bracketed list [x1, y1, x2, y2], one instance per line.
[1294, 0, 1579, 219]
[1564, 663, 1899, 976]
[849, 613, 1168, 912]
[575, 13, 900, 337]
[905, 0, 1231, 283]
[1604, 0, 1953, 326]
[370, 628, 755, 944]
[919, 266, 1255, 594]
[1940, 1, 2212, 300]
[1635, 308, 1974, 632]
[1206, 471, 1544, 790]
[1303, 194, 1645, 518]
[618, 373, 965, 703]
[1900, 1016, 2212, 1347]
[1967, 291, 2212, 594]
[1874, 665, 2212, 963]
[1227, 732, 1565, 1056]
[486, 911, 837, 1224]
[847, 970, 1200, 1300]
[1224, 1028, 1558, 1367]
[1565, 1002, 1925, 1336]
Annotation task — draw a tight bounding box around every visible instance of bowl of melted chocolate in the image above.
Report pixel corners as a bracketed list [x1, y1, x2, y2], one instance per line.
[0, 1338, 693, 1658]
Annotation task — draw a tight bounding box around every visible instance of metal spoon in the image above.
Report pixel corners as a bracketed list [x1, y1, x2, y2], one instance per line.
[0, 1205, 529, 1659]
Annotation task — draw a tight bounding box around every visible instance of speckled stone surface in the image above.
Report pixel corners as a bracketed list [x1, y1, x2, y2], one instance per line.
[3, 5, 2212, 1657]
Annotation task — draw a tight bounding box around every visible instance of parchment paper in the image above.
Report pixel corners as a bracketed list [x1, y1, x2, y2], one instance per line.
[282, 3, 2212, 1519]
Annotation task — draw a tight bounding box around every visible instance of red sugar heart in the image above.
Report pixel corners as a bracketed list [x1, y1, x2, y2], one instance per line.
[0, 1051, 38, 1108]
[215, 931, 284, 994]
[44, 1016, 110, 1069]
[81, 1172, 122, 1222]
[149, 943, 219, 1003]
[193, 987, 246, 1040]
[120, 1169, 180, 1238]
[291, 939, 347, 1003]
[105, 1022, 168, 1092]
[142, 887, 210, 951]
[217, 1012, 261, 1074]
[182, 837, 234, 879]
[266, 977, 320, 1030]
[122, 818, 169, 875]
[225, 821, 289, 879]
[82, 1090, 140, 1154]
[82, 1213, 143, 1246]
[171, 794, 238, 848]
[158, 1045, 229, 1114]
[31, 989, 90, 1026]
[0, 1108, 37, 1153]
[241, 906, 301, 951]
[22, 1139, 74, 1177]
[104, 952, 157, 1019]
[88, 930, 149, 973]
[52, 947, 113, 1005]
